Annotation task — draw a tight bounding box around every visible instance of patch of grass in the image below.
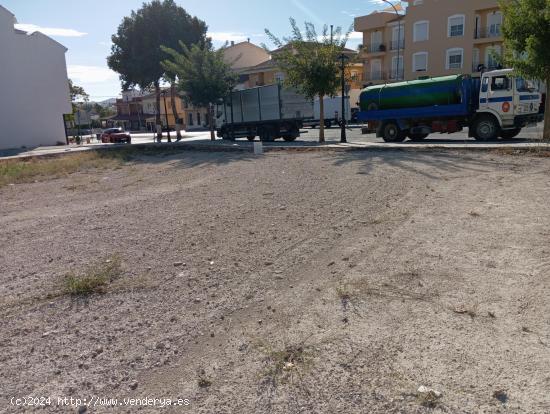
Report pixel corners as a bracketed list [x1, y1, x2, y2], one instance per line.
[0, 151, 132, 187]
[63, 254, 122, 296]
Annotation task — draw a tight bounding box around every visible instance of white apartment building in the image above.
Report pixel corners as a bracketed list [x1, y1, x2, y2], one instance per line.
[0, 5, 71, 150]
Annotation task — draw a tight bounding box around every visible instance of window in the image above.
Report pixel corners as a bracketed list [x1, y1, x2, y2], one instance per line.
[491, 76, 510, 91]
[486, 45, 502, 70]
[188, 113, 193, 126]
[448, 14, 465, 37]
[516, 78, 535, 93]
[413, 52, 428, 72]
[488, 11, 502, 36]
[413, 21, 429, 42]
[446, 48, 464, 69]
[197, 112, 201, 125]
[481, 77, 489, 93]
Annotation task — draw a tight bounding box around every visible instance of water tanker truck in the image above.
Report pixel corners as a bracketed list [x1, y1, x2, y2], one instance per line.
[358, 69, 541, 142]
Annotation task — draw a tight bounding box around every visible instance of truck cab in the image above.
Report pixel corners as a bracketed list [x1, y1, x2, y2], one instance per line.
[475, 69, 541, 139]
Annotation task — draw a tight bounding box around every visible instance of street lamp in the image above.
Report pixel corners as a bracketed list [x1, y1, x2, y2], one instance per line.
[381, 0, 403, 81]
[160, 90, 171, 142]
[339, 53, 350, 143]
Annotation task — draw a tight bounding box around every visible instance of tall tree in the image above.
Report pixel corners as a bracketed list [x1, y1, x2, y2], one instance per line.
[161, 42, 237, 141]
[266, 19, 351, 143]
[499, 0, 550, 139]
[68, 79, 89, 113]
[107, 0, 207, 141]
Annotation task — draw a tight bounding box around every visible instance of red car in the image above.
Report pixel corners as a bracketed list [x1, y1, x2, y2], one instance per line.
[101, 128, 131, 144]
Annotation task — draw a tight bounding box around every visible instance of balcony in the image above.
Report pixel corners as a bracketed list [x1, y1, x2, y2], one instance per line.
[363, 43, 387, 55]
[364, 71, 388, 82]
[389, 39, 405, 51]
[472, 62, 503, 73]
[474, 27, 503, 42]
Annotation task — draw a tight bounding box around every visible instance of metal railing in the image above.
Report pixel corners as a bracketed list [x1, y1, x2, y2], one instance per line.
[474, 26, 502, 39]
[389, 69, 405, 81]
[363, 43, 387, 54]
[472, 62, 502, 72]
[365, 71, 388, 82]
[389, 39, 405, 51]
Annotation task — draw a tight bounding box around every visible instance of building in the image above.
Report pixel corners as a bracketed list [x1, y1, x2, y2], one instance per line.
[0, 5, 71, 150]
[355, 0, 503, 85]
[109, 90, 146, 131]
[141, 89, 209, 131]
[229, 42, 365, 108]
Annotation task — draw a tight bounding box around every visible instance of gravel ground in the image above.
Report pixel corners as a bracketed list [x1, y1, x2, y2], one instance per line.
[1, 149, 550, 413]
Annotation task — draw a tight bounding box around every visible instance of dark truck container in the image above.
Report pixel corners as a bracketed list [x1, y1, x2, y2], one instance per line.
[216, 84, 313, 142]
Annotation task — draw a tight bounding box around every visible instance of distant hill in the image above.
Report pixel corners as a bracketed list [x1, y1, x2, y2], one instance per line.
[97, 98, 117, 107]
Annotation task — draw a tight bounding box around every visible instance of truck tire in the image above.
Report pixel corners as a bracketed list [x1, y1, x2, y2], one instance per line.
[500, 128, 521, 140]
[382, 121, 406, 143]
[408, 133, 429, 141]
[473, 115, 500, 141]
[283, 136, 297, 142]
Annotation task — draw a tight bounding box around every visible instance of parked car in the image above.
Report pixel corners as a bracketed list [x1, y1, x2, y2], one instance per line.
[101, 128, 131, 144]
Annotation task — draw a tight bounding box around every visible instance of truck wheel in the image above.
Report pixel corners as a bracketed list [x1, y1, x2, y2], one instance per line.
[283, 136, 297, 142]
[382, 122, 406, 143]
[500, 128, 521, 140]
[408, 133, 429, 141]
[473, 115, 500, 141]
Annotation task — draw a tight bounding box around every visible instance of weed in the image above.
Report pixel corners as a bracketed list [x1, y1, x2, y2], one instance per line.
[63, 254, 122, 295]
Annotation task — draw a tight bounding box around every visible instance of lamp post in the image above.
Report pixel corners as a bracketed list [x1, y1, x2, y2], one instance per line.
[161, 90, 171, 142]
[381, 0, 403, 81]
[339, 53, 350, 143]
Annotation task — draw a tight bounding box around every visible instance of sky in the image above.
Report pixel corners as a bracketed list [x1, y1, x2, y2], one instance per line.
[2, 0, 390, 101]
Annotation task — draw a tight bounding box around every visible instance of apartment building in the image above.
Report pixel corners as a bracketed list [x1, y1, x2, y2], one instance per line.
[355, 0, 503, 85]
[0, 5, 71, 149]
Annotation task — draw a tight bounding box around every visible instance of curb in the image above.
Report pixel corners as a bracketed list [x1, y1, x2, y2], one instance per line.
[2, 140, 550, 162]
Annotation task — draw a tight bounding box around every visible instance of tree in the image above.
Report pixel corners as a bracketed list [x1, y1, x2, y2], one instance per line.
[161, 42, 238, 141]
[68, 79, 89, 112]
[107, 0, 207, 141]
[499, 0, 550, 139]
[266, 19, 351, 143]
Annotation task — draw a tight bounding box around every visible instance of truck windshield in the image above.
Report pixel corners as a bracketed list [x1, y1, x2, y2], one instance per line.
[516, 77, 535, 93]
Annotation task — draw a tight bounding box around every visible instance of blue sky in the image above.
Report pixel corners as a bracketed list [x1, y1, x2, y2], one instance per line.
[2, 0, 387, 100]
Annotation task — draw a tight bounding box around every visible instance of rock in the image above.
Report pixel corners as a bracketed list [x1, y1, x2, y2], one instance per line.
[417, 386, 442, 406]
[78, 406, 87, 414]
[264, 261, 273, 266]
[493, 390, 508, 403]
[193, 298, 201, 304]
[173, 262, 184, 267]
[129, 381, 138, 390]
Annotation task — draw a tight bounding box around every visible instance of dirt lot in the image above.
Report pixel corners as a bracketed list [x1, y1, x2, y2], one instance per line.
[1, 149, 550, 413]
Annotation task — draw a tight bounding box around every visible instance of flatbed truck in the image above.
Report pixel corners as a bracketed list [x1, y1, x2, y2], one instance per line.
[216, 84, 313, 142]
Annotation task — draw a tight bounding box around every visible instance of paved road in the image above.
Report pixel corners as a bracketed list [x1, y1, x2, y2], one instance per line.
[0, 123, 546, 160]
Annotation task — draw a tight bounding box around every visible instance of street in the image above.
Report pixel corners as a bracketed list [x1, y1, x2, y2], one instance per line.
[137, 122, 545, 145]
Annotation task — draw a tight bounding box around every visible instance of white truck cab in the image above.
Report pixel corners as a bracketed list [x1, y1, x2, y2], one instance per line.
[474, 69, 541, 139]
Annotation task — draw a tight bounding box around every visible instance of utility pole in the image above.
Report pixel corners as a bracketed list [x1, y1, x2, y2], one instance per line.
[339, 53, 349, 143]
[162, 90, 171, 142]
[330, 25, 333, 43]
